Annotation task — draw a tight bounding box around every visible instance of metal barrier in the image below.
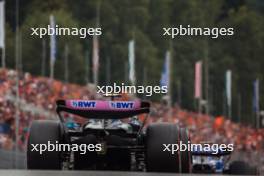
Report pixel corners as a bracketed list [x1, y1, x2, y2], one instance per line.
[0, 149, 26, 169]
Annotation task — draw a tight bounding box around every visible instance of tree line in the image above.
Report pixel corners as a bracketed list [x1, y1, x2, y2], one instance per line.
[3, 0, 264, 125]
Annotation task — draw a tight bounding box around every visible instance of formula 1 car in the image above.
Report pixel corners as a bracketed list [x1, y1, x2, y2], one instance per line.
[27, 99, 192, 172]
[192, 147, 231, 174]
[191, 144, 259, 175]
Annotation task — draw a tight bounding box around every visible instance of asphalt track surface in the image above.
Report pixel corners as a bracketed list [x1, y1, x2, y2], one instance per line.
[0, 170, 241, 176]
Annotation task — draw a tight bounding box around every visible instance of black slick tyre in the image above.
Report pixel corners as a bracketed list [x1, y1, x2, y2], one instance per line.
[146, 123, 180, 172]
[179, 128, 192, 173]
[27, 120, 63, 170]
[229, 161, 257, 175]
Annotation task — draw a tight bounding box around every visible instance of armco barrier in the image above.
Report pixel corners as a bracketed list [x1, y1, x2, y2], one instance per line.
[0, 149, 26, 169]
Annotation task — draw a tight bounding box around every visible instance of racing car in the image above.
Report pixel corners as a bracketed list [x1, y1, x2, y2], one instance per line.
[192, 149, 259, 175]
[191, 146, 231, 174]
[27, 99, 192, 172]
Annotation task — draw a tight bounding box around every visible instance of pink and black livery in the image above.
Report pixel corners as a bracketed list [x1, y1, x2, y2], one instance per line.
[56, 99, 150, 120]
[28, 99, 193, 173]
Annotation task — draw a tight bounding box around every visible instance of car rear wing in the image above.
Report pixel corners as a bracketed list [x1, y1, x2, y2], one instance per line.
[56, 99, 150, 120]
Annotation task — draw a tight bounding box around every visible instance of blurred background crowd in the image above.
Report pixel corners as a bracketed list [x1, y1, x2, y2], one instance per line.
[0, 69, 263, 171]
[0, 0, 264, 172]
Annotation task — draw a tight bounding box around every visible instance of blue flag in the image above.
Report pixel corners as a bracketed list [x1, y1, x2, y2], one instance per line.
[160, 51, 170, 87]
[50, 15, 56, 64]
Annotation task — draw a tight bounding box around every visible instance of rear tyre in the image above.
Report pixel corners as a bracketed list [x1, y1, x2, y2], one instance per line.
[179, 128, 192, 173]
[27, 120, 64, 170]
[229, 161, 257, 175]
[146, 123, 180, 172]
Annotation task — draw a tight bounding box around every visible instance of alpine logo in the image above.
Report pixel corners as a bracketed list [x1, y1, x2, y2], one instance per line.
[71, 101, 96, 108]
[110, 102, 134, 109]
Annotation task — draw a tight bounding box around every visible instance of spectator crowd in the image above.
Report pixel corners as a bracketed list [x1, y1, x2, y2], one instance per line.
[0, 69, 95, 151]
[0, 69, 263, 170]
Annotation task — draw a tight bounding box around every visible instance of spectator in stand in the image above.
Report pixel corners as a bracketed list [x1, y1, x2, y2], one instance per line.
[0, 68, 263, 161]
